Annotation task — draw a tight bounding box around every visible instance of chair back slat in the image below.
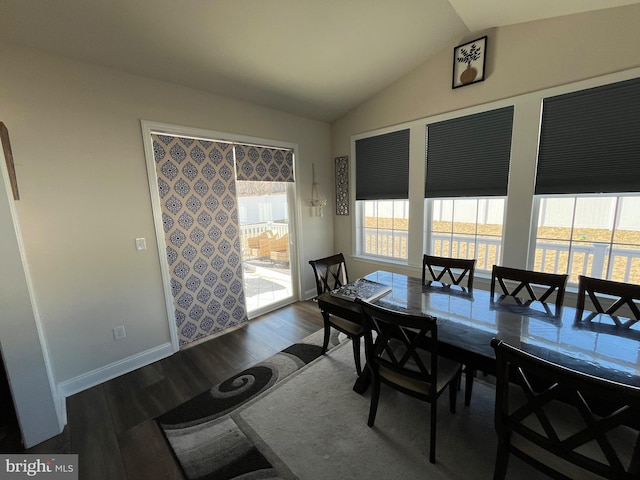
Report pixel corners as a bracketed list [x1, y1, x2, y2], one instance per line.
[492, 339, 640, 479]
[491, 265, 568, 310]
[422, 255, 476, 290]
[309, 253, 349, 296]
[577, 275, 640, 329]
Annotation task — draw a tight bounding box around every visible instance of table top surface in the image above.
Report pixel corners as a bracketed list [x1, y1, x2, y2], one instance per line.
[317, 270, 640, 387]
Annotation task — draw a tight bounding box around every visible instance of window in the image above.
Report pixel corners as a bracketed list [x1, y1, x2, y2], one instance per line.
[424, 107, 513, 268]
[427, 197, 505, 271]
[355, 129, 410, 261]
[533, 195, 640, 284]
[358, 199, 409, 260]
[533, 77, 640, 283]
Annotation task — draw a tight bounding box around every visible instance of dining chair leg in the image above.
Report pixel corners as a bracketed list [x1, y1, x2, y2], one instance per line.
[429, 402, 437, 464]
[352, 337, 362, 375]
[367, 377, 380, 427]
[493, 439, 510, 480]
[321, 311, 331, 355]
[465, 367, 475, 406]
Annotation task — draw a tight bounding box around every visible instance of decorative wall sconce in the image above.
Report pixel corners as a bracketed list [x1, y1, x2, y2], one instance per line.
[311, 163, 327, 217]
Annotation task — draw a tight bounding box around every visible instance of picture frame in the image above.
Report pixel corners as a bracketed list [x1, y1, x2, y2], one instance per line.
[335, 156, 349, 215]
[0, 122, 19, 200]
[452, 36, 487, 89]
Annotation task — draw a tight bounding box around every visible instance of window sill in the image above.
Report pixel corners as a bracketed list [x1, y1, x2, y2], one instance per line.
[351, 254, 410, 269]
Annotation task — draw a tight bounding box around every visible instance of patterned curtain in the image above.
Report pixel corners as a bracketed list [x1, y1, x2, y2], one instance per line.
[234, 144, 294, 182]
[152, 134, 248, 346]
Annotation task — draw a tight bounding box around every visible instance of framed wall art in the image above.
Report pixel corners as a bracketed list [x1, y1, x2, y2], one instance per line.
[1, 122, 19, 200]
[335, 156, 349, 215]
[452, 36, 487, 89]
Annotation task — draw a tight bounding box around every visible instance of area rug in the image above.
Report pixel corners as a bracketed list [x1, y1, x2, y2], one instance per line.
[160, 328, 618, 480]
[233, 338, 506, 479]
[157, 328, 344, 480]
[234, 337, 610, 480]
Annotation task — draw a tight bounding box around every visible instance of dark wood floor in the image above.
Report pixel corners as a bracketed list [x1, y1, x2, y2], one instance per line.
[3, 300, 324, 480]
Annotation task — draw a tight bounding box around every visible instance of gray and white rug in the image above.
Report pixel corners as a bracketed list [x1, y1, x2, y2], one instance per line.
[160, 328, 609, 479]
[157, 329, 342, 479]
[233, 340, 589, 480]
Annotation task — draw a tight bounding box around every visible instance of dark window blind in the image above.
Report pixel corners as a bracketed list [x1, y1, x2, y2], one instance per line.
[356, 129, 409, 200]
[425, 106, 514, 198]
[536, 77, 640, 195]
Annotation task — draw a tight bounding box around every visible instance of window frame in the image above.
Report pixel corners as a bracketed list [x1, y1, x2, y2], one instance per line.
[352, 124, 413, 265]
[356, 199, 410, 263]
[529, 193, 640, 285]
[424, 196, 507, 273]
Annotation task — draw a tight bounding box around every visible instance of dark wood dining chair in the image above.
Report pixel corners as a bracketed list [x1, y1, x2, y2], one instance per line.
[309, 253, 364, 375]
[422, 254, 476, 290]
[491, 338, 640, 480]
[473, 265, 569, 408]
[422, 254, 476, 406]
[358, 299, 462, 464]
[576, 275, 640, 329]
[490, 265, 568, 310]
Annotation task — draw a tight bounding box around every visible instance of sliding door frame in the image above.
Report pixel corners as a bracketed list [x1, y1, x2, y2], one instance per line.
[140, 120, 301, 351]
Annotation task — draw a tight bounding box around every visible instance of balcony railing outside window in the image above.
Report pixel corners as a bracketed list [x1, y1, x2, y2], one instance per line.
[534, 195, 640, 284]
[533, 241, 640, 284]
[360, 200, 409, 260]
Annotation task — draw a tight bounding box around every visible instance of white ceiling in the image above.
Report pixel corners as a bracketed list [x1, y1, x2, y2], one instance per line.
[0, 0, 638, 121]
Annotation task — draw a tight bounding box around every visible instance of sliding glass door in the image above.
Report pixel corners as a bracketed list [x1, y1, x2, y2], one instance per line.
[237, 180, 295, 316]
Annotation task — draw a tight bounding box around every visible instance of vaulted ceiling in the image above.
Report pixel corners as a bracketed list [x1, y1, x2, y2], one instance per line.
[0, 0, 638, 121]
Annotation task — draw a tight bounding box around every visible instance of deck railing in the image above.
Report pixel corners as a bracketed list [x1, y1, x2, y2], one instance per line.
[534, 241, 640, 284]
[240, 221, 288, 238]
[363, 229, 640, 284]
[239, 223, 640, 284]
[240, 222, 288, 255]
[431, 234, 502, 272]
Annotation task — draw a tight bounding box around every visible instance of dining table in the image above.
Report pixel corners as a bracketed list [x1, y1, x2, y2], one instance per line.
[316, 270, 640, 393]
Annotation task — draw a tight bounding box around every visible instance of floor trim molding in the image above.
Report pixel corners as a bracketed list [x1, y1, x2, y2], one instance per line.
[57, 342, 174, 424]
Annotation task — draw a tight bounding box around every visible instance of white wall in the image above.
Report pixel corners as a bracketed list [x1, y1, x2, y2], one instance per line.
[0, 41, 332, 437]
[331, 4, 640, 281]
[0, 143, 60, 447]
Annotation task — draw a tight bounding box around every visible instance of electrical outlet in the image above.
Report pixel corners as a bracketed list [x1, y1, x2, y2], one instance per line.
[113, 325, 126, 341]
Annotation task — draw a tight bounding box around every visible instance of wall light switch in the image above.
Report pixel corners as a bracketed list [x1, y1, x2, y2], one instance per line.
[135, 237, 147, 251]
[113, 325, 126, 341]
